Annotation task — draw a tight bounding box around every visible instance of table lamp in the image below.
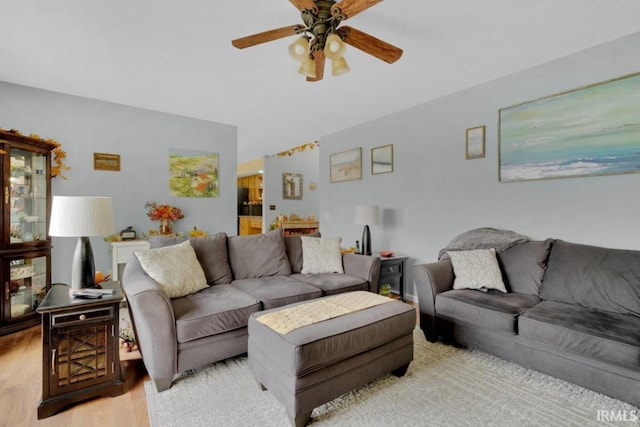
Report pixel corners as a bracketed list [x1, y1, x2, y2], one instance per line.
[49, 196, 114, 289]
[354, 205, 380, 256]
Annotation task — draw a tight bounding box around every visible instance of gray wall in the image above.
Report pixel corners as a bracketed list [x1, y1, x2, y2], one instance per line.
[319, 32, 640, 301]
[263, 147, 320, 230]
[0, 82, 237, 284]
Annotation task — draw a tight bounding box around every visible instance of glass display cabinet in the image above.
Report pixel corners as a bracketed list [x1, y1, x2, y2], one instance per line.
[0, 130, 55, 335]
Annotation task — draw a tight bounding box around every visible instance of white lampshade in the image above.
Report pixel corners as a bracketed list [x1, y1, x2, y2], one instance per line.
[288, 37, 309, 62]
[50, 196, 114, 289]
[50, 196, 114, 237]
[354, 205, 380, 225]
[331, 56, 350, 76]
[324, 33, 346, 60]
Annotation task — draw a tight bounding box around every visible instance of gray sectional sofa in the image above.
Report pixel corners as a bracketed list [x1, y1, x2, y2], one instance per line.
[414, 233, 640, 407]
[122, 229, 381, 392]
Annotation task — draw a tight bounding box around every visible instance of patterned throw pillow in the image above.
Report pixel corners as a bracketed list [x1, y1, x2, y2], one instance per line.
[301, 236, 344, 274]
[134, 240, 208, 298]
[448, 248, 507, 292]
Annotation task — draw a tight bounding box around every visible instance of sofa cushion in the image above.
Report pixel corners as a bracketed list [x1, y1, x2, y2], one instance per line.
[519, 300, 640, 370]
[171, 284, 261, 343]
[498, 239, 553, 295]
[148, 233, 233, 285]
[285, 232, 320, 273]
[448, 249, 507, 293]
[541, 240, 640, 317]
[301, 236, 344, 274]
[228, 228, 292, 280]
[436, 289, 541, 333]
[291, 273, 368, 296]
[134, 240, 208, 298]
[231, 276, 322, 310]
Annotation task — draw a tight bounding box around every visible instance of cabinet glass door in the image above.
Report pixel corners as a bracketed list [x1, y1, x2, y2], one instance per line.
[9, 148, 48, 244]
[8, 255, 48, 319]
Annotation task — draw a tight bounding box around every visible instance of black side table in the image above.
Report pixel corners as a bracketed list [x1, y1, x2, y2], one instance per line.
[378, 255, 408, 301]
[36, 282, 124, 418]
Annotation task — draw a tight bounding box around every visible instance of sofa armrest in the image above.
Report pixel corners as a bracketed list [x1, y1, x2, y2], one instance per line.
[413, 260, 454, 342]
[122, 257, 178, 387]
[342, 253, 381, 293]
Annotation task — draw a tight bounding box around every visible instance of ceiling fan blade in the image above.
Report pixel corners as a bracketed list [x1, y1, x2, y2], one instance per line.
[306, 50, 325, 82]
[290, 0, 318, 13]
[331, 0, 383, 19]
[232, 25, 303, 49]
[340, 26, 403, 64]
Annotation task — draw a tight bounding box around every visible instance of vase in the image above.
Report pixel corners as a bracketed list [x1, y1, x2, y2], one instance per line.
[159, 218, 173, 235]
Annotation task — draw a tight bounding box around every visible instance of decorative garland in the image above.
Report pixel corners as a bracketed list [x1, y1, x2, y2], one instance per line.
[0, 128, 70, 179]
[270, 141, 319, 158]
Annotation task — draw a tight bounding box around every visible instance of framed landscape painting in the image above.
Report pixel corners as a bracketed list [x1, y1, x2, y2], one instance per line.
[371, 144, 393, 174]
[499, 71, 640, 182]
[330, 148, 362, 183]
[169, 149, 219, 197]
[465, 126, 485, 160]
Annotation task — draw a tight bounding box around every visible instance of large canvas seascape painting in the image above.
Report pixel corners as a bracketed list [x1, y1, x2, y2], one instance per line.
[499, 72, 640, 182]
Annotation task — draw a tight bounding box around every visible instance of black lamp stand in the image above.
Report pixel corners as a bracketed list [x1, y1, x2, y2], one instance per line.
[71, 236, 97, 289]
[361, 225, 372, 256]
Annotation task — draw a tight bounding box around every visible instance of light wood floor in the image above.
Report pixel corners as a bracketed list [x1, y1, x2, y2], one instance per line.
[0, 324, 150, 427]
[1, 302, 419, 427]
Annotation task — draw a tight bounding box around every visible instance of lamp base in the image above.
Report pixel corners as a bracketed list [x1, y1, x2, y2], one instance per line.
[71, 237, 97, 289]
[361, 225, 372, 256]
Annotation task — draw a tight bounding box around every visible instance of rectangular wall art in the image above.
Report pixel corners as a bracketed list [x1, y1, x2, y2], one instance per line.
[282, 173, 303, 199]
[371, 144, 394, 174]
[169, 149, 219, 197]
[465, 126, 485, 160]
[330, 148, 362, 183]
[93, 152, 120, 171]
[499, 71, 640, 182]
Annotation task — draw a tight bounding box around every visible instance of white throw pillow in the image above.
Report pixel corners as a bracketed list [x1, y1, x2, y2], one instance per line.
[301, 236, 344, 274]
[134, 240, 208, 298]
[448, 248, 507, 292]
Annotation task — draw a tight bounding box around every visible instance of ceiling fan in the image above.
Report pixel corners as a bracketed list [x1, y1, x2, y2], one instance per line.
[231, 0, 403, 82]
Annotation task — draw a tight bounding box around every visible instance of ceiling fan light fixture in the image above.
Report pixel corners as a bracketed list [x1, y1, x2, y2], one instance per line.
[324, 33, 346, 60]
[298, 55, 317, 78]
[288, 36, 309, 62]
[331, 56, 350, 76]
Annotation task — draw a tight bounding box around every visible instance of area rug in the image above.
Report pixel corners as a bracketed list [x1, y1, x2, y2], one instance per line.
[145, 329, 637, 426]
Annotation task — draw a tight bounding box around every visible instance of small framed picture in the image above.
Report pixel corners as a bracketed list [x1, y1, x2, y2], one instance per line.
[282, 173, 303, 200]
[371, 144, 393, 174]
[330, 147, 362, 183]
[466, 126, 485, 160]
[93, 152, 121, 171]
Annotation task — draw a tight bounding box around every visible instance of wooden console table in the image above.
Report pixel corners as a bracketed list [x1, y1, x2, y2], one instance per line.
[111, 240, 150, 281]
[274, 219, 319, 235]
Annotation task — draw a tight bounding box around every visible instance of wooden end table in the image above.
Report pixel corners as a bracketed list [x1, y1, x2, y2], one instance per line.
[378, 255, 408, 301]
[36, 282, 124, 419]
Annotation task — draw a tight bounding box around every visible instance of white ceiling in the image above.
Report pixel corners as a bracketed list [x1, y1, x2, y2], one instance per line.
[1, 1, 639, 163]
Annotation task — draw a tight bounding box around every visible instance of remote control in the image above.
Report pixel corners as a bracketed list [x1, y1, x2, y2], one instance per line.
[71, 289, 105, 299]
[73, 293, 102, 299]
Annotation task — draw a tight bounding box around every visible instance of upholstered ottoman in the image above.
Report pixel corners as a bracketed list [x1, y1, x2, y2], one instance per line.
[248, 291, 415, 426]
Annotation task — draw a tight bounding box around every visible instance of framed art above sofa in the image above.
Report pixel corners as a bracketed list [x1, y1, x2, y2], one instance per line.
[499, 71, 640, 183]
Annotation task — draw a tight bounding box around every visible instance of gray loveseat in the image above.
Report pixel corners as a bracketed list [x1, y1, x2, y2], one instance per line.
[414, 233, 640, 407]
[122, 229, 380, 392]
